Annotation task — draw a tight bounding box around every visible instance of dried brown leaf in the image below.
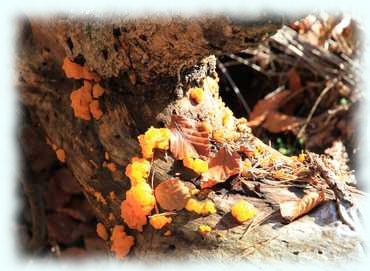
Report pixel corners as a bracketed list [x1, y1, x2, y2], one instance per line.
[263, 111, 303, 133]
[155, 178, 191, 211]
[248, 90, 291, 127]
[169, 115, 210, 160]
[280, 191, 326, 222]
[206, 147, 241, 184]
[287, 68, 302, 92]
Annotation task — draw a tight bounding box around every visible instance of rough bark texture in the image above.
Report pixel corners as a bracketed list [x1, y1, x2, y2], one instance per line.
[17, 15, 362, 260]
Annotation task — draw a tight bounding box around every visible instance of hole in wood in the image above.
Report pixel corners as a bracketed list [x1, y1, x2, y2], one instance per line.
[66, 37, 74, 51]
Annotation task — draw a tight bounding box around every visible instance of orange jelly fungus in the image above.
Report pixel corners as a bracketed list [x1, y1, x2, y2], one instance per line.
[183, 156, 208, 175]
[125, 183, 156, 214]
[185, 198, 216, 216]
[92, 83, 105, 98]
[70, 80, 93, 120]
[55, 148, 66, 163]
[189, 87, 205, 104]
[105, 162, 117, 172]
[89, 100, 103, 120]
[149, 214, 172, 230]
[62, 57, 100, 81]
[121, 183, 156, 232]
[231, 200, 257, 223]
[121, 199, 148, 232]
[198, 224, 212, 236]
[138, 127, 171, 159]
[110, 225, 135, 259]
[96, 222, 108, 241]
[125, 157, 151, 185]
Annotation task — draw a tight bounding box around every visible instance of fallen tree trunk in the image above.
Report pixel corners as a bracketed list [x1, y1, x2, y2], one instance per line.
[17, 15, 362, 260]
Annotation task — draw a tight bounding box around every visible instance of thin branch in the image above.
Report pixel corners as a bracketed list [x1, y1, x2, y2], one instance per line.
[217, 59, 251, 115]
[297, 78, 337, 139]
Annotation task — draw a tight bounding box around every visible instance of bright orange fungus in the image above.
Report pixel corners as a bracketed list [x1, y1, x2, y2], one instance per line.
[149, 214, 172, 230]
[121, 199, 148, 232]
[183, 156, 208, 175]
[92, 83, 105, 98]
[62, 57, 100, 81]
[96, 222, 108, 241]
[231, 200, 257, 223]
[89, 100, 103, 120]
[110, 225, 135, 259]
[121, 182, 155, 231]
[185, 198, 216, 215]
[55, 148, 66, 163]
[70, 80, 93, 120]
[125, 157, 151, 186]
[189, 87, 205, 104]
[137, 127, 171, 159]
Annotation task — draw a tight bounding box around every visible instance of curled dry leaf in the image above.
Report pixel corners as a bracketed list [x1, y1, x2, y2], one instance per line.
[154, 178, 191, 211]
[280, 191, 326, 222]
[204, 147, 241, 187]
[248, 90, 291, 127]
[287, 68, 302, 92]
[263, 111, 303, 134]
[169, 115, 210, 160]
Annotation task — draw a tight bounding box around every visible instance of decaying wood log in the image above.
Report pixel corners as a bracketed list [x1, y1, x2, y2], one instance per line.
[17, 15, 363, 260]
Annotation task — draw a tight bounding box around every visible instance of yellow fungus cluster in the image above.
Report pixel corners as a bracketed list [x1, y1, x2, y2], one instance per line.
[126, 183, 156, 213]
[198, 224, 212, 236]
[63, 57, 100, 81]
[121, 128, 171, 233]
[63, 57, 106, 121]
[185, 198, 216, 215]
[121, 157, 156, 232]
[231, 200, 257, 223]
[138, 127, 171, 159]
[96, 222, 108, 241]
[125, 157, 151, 186]
[121, 182, 156, 232]
[212, 129, 239, 143]
[183, 156, 208, 175]
[110, 225, 135, 259]
[189, 87, 205, 104]
[149, 214, 173, 230]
